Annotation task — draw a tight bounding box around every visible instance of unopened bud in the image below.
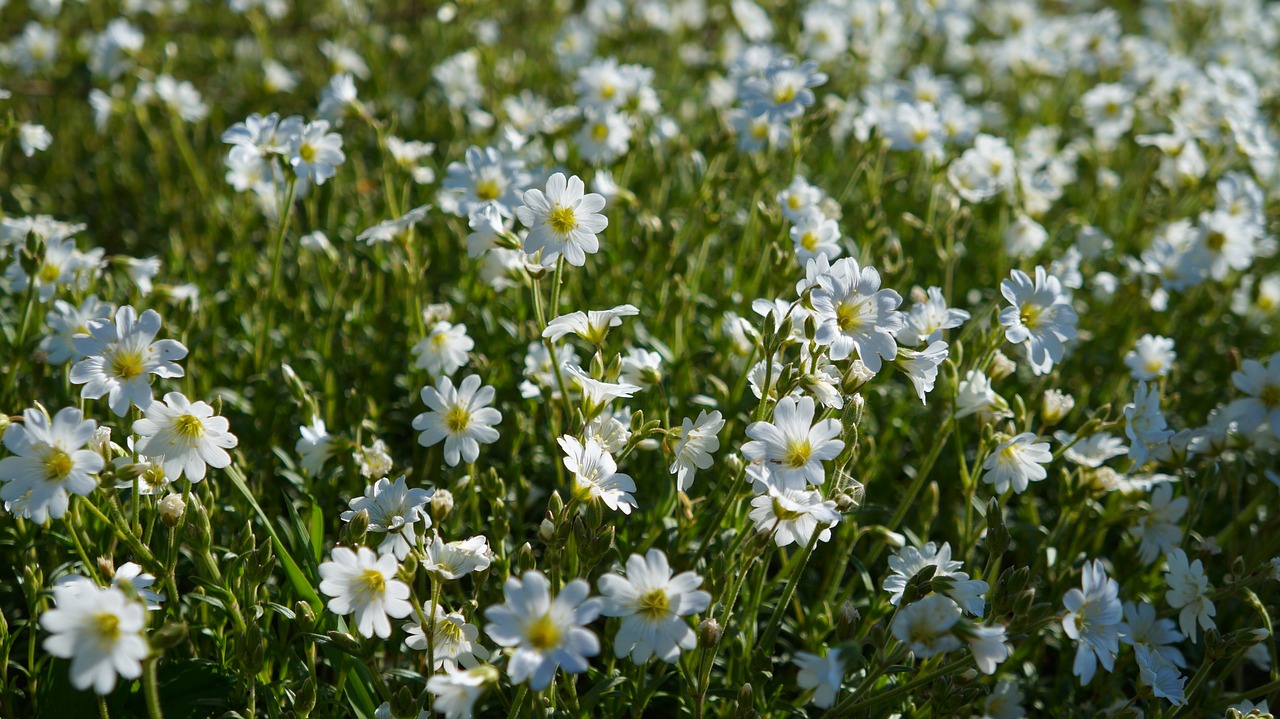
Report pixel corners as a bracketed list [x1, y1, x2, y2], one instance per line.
[1041, 390, 1074, 426]
[97, 556, 116, 579]
[736, 683, 755, 719]
[698, 618, 722, 647]
[989, 350, 1016, 380]
[294, 676, 316, 715]
[159, 493, 186, 528]
[392, 685, 417, 718]
[149, 622, 188, 652]
[836, 601, 861, 641]
[1013, 589, 1035, 617]
[90, 427, 114, 459]
[431, 489, 454, 520]
[295, 601, 316, 634]
[326, 630, 364, 656]
[547, 490, 565, 518]
[539, 519, 555, 542]
[346, 509, 370, 544]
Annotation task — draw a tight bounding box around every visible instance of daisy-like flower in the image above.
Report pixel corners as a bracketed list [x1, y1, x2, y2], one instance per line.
[355, 439, 393, 480]
[427, 665, 497, 719]
[1164, 549, 1216, 642]
[442, 146, 529, 219]
[1125, 335, 1177, 381]
[405, 605, 491, 671]
[561, 364, 642, 411]
[56, 563, 165, 612]
[899, 287, 970, 346]
[40, 295, 113, 365]
[341, 476, 433, 559]
[597, 549, 710, 664]
[619, 347, 663, 388]
[742, 395, 844, 489]
[895, 340, 949, 404]
[69, 305, 187, 417]
[1125, 381, 1174, 466]
[740, 57, 826, 122]
[412, 321, 475, 377]
[482, 571, 601, 690]
[747, 483, 840, 547]
[4, 235, 90, 303]
[982, 680, 1025, 719]
[0, 406, 103, 523]
[960, 622, 1011, 675]
[132, 392, 238, 483]
[1130, 484, 1187, 565]
[296, 418, 335, 476]
[1226, 352, 1280, 438]
[517, 172, 609, 267]
[413, 375, 502, 467]
[543, 304, 640, 344]
[956, 370, 1010, 421]
[669, 410, 724, 491]
[1135, 643, 1186, 706]
[1119, 600, 1185, 668]
[777, 175, 825, 222]
[892, 594, 963, 659]
[794, 649, 844, 709]
[41, 583, 149, 694]
[558, 436, 637, 514]
[1054, 431, 1127, 468]
[981, 433, 1052, 495]
[884, 542, 989, 616]
[811, 257, 905, 371]
[1062, 559, 1122, 685]
[289, 119, 345, 185]
[421, 534, 494, 580]
[790, 210, 842, 264]
[318, 546, 413, 639]
[998, 267, 1078, 376]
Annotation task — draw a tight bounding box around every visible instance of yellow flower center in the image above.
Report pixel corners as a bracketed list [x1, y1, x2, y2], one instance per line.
[770, 498, 804, 521]
[299, 143, 317, 163]
[549, 206, 578, 234]
[836, 301, 864, 333]
[1019, 303, 1044, 328]
[911, 127, 930, 144]
[37, 263, 62, 284]
[43, 449, 73, 481]
[1261, 384, 1280, 408]
[637, 589, 671, 620]
[1104, 101, 1120, 117]
[173, 414, 205, 439]
[445, 405, 471, 433]
[800, 232, 819, 252]
[475, 177, 501, 201]
[1204, 231, 1226, 252]
[526, 613, 561, 650]
[751, 120, 770, 140]
[359, 568, 386, 594]
[110, 351, 146, 381]
[591, 123, 609, 141]
[773, 85, 797, 105]
[600, 84, 617, 100]
[1144, 359, 1164, 375]
[92, 612, 121, 644]
[784, 439, 812, 469]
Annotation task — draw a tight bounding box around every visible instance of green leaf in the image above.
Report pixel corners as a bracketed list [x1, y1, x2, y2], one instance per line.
[225, 464, 323, 613]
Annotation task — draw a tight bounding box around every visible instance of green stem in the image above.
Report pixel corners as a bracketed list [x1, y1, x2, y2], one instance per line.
[826, 656, 972, 716]
[507, 685, 529, 719]
[257, 177, 298, 372]
[144, 658, 165, 719]
[756, 523, 825, 658]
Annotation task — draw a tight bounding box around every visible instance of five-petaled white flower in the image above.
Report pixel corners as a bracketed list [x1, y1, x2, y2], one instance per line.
[558, 435, 638, 514]
[483, 570, 601, 690]
[998, 267, 1078, 376]
[517, 172, 608, 267]
[982, 433, 1052, 495]
[132, 392, 238, 482]
[742, 395, 844, 490]
[1164, 548, 1216, 642]
[669, 410, 724, 491]
[0, 406, 103, 524]
[795, 649, 844, 708]
[811, 257, 905, 371]
[340, 476, 434, 559]
[41, 582, 150, 695]
[597, 549, 711, 663]
[69, 305, 187, 417]
[318, 546, 413, 639]
[413, 374, 502, 467]
[1062, 559, 1122, 686]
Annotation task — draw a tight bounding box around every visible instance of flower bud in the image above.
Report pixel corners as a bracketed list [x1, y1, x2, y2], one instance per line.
[1040, 389, 1074, 426]
[431, 489, 454, 520]
[346, 509, 370, 544]
[538, 518, 556, 542]
[159, 493, 186, 528]
[294, 676, 316, 716]
[989, 350, 1016, 380]
[698, 618, 722, 648]
[295, 600, 316, 634]
[836, 601, 861, 641]
[392, 685, 418, 719]
[736, 683, 755, 719]
[149, 622, 188, 652]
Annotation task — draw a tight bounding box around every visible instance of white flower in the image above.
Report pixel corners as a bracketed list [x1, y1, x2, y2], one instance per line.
[69, 305, 188, 417]
[747, 483, 840, 547]
[948, 134, 1016, 203]
[341, 477, 433, 559]
[543, 305, 639, 344]
[132, 392, 238, 483]
[405, 605, 490, 671]
[1226, 352, 1280, 438]
[355, 439, 393, 480]
[1054, 431, 1127, 468]
[40, 295, 113, 366]
[670, 410, 724, 491]
[1164, 549, 1216, 642]
[598, 549, 710, 664]
[619, 347, 663, 388]
[777, 175, 825, 223]
[884, 542, 989, 616]
[422, 534, 494, 580]
[1125, 381, 1174, 466]
[561, 363, 642, 409]
[413, 375, 503, 467]
[296, 419, 335, 476]
[811, 258, 905, 371]
[1130, 484, 1187, 565]
[18, 123, 53, 157]
[412, 322, 475, 377]
[740, 57, 826, 122]
[442, 146, 529, 219]
[955, 370, 1009, 420]
[961, 623, 1011, 674]
[795, 649, 844, 708]
[1062, 559, 1122, 686]
[41, 583, 149, 694]
[427, 666, 495, 719]
[1119, 600, 1185, 668]
[999, 267, 1077, 376]
[0, 406, 103, 523]
[982, 433, 1052, 495]
[892, 594, 963, 659]
[790, 210, 842, 264]
[559, 436, 637, 514]
[1135, 643, 1186, 706]
[355, 204, 431, 245]
[742, 396, 844, 490]
[317, 546, 412, 639]
[1003, 215, 1049, 259]
[982, 679, 1025, 719]
[899, 287, 969, 346]
[517, 172, 608, 267]
[482, 571, 601, 690]
[1125, 335, 1177, 381]
[895, 340, 949, 404]
[289, 120, 345, 185]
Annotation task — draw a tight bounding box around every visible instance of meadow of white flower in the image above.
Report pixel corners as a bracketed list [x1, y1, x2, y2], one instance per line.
[1, 0, 1278, 717]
